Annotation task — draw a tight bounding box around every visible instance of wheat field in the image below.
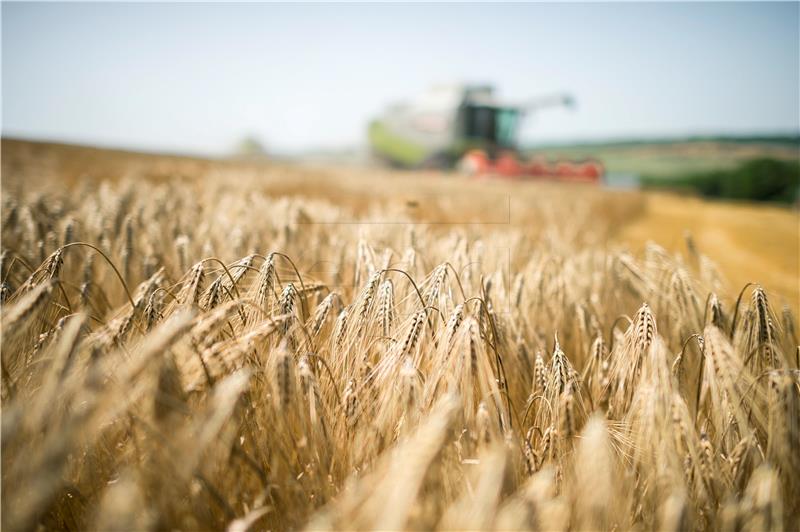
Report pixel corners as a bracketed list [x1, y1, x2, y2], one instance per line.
[1, 140, 798, 531]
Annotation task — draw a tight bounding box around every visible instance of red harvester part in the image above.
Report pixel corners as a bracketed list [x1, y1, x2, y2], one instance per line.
[460, 149, 603, 184]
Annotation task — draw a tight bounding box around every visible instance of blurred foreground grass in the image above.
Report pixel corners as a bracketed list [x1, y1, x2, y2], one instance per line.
[3, 138, 798, 313]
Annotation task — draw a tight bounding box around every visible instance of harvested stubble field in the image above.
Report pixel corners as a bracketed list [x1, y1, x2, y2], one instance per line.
[1, 139, 799, 531]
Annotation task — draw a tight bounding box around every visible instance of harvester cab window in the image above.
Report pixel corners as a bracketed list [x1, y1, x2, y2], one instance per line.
[463, 105, 519, 147]
[495, 108, 519, 147]
[463, 105, 497, 143]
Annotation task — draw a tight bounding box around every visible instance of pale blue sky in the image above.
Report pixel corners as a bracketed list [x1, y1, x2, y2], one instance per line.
[3, 2, 799, 155]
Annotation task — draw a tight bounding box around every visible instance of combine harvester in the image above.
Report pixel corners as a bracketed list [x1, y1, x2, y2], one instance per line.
[368, 84, 603, 183]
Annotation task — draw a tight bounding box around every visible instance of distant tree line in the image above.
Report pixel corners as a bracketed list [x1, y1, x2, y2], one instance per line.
[526, 134, 800, 151]
[641, 158, 800, 204]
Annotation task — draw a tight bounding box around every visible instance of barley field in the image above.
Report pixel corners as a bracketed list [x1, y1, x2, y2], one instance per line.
[2, 140, 798, 531]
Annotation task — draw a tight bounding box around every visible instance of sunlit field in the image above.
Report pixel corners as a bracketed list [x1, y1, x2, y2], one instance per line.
[2, 140, 798, 531]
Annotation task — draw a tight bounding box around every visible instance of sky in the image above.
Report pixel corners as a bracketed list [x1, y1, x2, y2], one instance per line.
[2, 2, 799, 156]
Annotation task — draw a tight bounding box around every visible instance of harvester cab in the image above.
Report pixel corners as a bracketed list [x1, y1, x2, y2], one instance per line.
[368, 84, 602, 183]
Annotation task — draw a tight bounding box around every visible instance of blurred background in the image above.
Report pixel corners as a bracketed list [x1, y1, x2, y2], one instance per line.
[2, 2, 799, 201]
